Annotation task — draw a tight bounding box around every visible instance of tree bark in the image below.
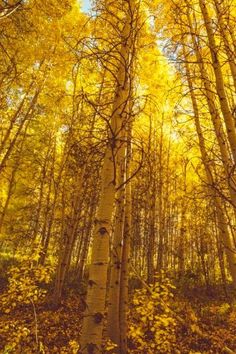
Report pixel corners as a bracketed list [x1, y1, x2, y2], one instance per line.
[199, 0, 236, 164]
[79, 1, 135, 351]
[184, 44, 236, 287]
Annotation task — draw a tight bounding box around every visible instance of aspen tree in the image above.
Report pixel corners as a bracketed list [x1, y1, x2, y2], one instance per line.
[31, 143, 52, 241]
[0, 135, 25, 238]
[0, 88, 41, 175]
[183, 44, 236, 287]
[107, 147, 126, 348]
[53, 167, 86, 303]
[76, 191, 97, 281]
[178, 158, 188, 278]
[79, 1, 136, 351]
[119, 121, 132, 354]
[213, 0, 236, 93]
[198, 0, 236, 164]
[157, 120, 165, 273]
[184, 3, 236, 211]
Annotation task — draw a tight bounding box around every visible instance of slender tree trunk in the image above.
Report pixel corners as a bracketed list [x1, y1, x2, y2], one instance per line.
[79, 2, 135, 351]
[199, 0, 236, 164]
[186, 7, 236, 210]
[213, 0, 236, 93]
[107, 145, 126, 348]
[0, 162, 17, 236]
[119, 123, 132, 354]
[157, 123, 164, 272]
[184, 45, 236, 287]
[53, 167, 85, 302]
[0, 89, 40, 175]
[39, 143, 57, 265]
[178, 160, 187, 278]
[32, 143, 52, 241]
[76, 196, 96, 281]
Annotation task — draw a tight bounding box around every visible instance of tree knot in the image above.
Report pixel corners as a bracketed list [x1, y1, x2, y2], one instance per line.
[94, 312, 104, 324]
[98, 227, 108, 235]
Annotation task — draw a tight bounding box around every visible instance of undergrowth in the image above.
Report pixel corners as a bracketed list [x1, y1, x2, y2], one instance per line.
[0, 260, 235, 353]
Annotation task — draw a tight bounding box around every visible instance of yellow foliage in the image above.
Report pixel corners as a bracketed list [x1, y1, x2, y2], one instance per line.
[103, 338, 118, 353]
[0, 259, 53, 314]
[128, 274, 176, 353]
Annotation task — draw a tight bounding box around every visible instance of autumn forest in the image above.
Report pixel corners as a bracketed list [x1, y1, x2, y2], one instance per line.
[0, 0, 236, 353]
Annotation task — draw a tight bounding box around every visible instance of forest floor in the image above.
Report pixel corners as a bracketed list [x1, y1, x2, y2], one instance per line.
[0, 280, 236, 353]
[174, 285, 236, 353]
